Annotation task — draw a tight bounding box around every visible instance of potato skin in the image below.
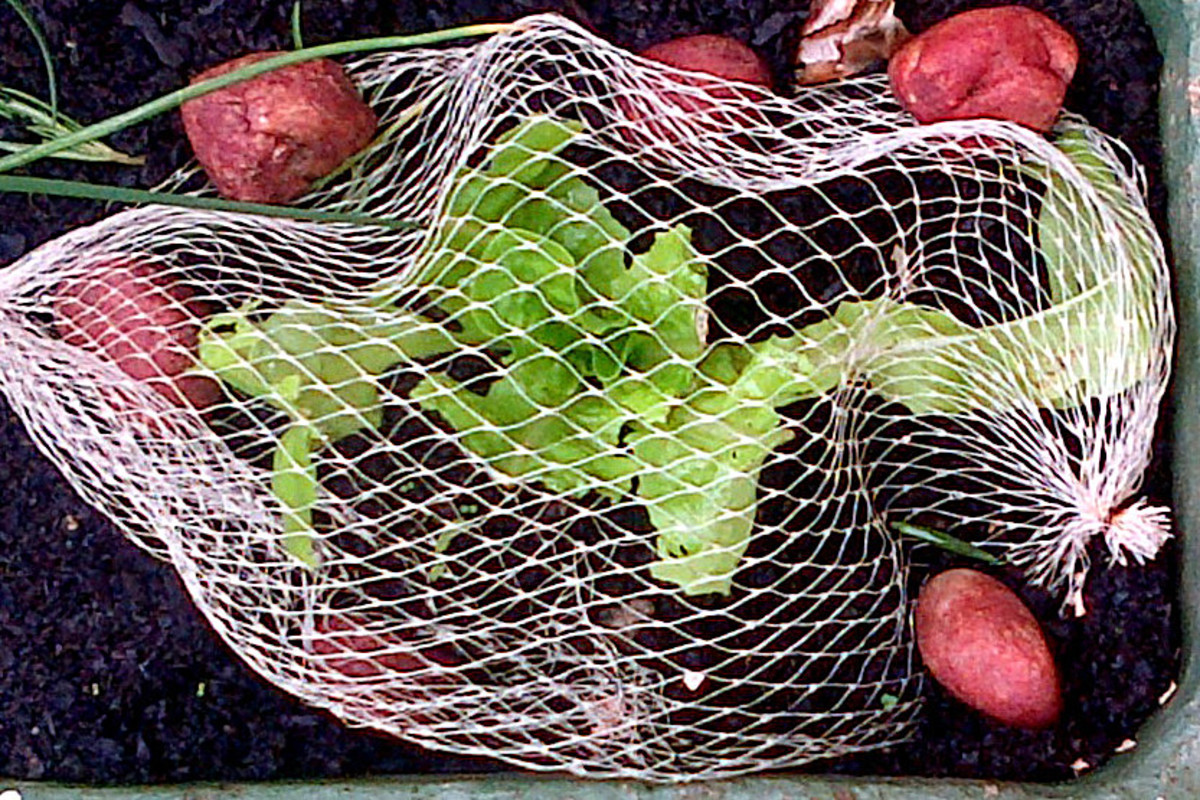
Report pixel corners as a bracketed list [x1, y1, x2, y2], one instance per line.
[311, 615, 427, 679]
[622, 36, 773, 145]
[54, 261, 220, 410]
[311, 615, 464, 684]
[181, 52, 377, 203]
[916, 568, 1062, 729]
[888, 6, 1078, 132]
[640, 35, 773, 89]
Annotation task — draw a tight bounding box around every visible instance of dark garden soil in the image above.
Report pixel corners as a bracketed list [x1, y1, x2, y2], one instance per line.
[0, 0, 1180, 786]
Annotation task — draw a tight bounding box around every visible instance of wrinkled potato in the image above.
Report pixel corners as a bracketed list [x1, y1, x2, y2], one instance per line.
[181, 52, 377, 203]
[888, 6, 1078, 132]
[55, 260, 220, 410]
[916, 568, 1063, 729]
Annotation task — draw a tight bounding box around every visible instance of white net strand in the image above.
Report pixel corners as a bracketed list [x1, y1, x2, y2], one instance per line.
[0, 13, 1173, 781]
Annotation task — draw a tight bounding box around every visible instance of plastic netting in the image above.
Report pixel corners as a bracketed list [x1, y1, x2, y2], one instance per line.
[0, 15, 1174, 781]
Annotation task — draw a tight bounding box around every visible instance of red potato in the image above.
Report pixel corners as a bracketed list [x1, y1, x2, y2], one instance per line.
[915, 568, 1062, 729]
[620, 35, 774, 145]
[181, 52, 377, 203]
[310, 615, 464, 728]
[640, 35, 774, 89]
[888, 6, 1078, 132]
[311, 614, 462, 680]
[54, 260, 220, 410]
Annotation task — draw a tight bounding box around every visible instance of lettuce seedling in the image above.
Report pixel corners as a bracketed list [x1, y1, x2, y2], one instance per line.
[410, 116, 850, 594]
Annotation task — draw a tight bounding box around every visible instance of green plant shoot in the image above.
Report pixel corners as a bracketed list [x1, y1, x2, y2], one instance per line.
[826, 126, 1158, 415]
[198, 300, 456, 567]
[0, 88, 144, 164]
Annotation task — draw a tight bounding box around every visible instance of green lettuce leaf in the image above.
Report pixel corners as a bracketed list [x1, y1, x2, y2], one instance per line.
[199, 300, 457, 567]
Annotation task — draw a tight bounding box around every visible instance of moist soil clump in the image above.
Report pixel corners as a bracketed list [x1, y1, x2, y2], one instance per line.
[0, 0, 1178, 785]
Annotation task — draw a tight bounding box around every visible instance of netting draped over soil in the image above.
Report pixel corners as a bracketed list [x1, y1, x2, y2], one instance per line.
[0, 14, 1173, 781]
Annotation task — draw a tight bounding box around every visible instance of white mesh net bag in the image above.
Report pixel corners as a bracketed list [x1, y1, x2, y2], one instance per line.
[0, 14, 1174, 781]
